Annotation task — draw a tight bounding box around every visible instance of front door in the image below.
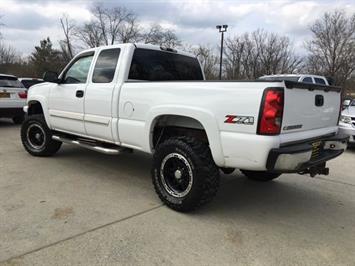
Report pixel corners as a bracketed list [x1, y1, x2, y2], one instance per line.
[84, 48, 121, 141]
[48, 53, 94, 135]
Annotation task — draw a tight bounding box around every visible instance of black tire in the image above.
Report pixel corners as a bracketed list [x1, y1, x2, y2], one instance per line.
[240, 170, 281, 182]
[21, 114, 62, 156]
[13, 115, 24, 124]
[152, 136, 220, 212]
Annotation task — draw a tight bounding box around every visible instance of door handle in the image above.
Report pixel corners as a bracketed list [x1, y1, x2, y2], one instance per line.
[76, 90, 84, 98]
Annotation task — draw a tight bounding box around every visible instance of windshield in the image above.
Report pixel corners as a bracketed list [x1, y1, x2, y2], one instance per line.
[259, 76, 300, 82]
[0, 76, 24, 88]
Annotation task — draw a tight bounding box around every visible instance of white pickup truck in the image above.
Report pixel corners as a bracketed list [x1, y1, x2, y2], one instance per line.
[21, 43, 348, 212]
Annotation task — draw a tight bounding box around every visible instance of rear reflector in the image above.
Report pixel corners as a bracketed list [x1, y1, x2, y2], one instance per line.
[257, 88, 284, 135]
[18, 91, 27, 99]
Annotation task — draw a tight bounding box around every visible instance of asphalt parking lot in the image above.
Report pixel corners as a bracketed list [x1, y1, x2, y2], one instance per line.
[1, 119, 355, 266]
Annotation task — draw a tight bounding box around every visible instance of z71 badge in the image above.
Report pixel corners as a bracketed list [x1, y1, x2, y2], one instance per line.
[224, 115, 254, 125]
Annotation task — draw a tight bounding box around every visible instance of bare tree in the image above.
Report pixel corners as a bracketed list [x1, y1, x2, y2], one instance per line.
[75, 21, 103, 48]
[224, 30, 301, 80]
[78, 4, 140, 46]
[224, 34, 249, 79]
[75, 4, 183, 48]
[143, 24, 181, 48]
[0, 42, 18, 64]
[305, 10, 355, 88]
[192, 45, 218, 79]
[255, 30, 302, 75]
[59, 14, 76, 61]
[118, 14, 141, 43]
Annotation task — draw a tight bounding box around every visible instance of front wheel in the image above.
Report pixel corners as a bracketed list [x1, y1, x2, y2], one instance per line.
[152, 136, 220, 212]
[240, 170, 281, 182]
[21, 114, 62, 156]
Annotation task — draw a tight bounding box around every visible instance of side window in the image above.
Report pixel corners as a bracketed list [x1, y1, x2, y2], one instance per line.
[302, 77, 313, 83]
[314, 78, 326, 85]
[92, 48, 121, 83]
[63, 55, 94, 84]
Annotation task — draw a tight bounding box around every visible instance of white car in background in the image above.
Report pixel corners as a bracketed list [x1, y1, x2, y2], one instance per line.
[259, 74, 330, 85]
[0, 74, 27, 124]
[339, 99, 355, 145]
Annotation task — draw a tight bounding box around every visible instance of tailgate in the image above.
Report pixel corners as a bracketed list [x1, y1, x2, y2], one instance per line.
[281, 81, 341, 133]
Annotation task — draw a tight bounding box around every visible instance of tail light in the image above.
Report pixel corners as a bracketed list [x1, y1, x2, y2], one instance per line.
[257, 88, 284, 135]
[18, 91, 27, 99]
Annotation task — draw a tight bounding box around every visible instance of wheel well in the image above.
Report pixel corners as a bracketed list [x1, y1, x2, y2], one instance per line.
[28, 101, 44, 116]
[151, 115, 209, 150]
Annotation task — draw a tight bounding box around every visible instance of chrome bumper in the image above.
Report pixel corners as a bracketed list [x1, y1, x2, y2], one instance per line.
[266, 133, 348, 173]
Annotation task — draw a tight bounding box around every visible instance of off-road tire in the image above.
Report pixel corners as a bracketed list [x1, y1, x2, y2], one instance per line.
[240, 170, 281, 182]
[12, 115, 24, 124]
[21, 114, 62, 156]
[152, 136, 220, 212]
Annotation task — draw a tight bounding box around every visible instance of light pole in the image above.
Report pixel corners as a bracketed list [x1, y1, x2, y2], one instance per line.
[216, 24, 228, 80]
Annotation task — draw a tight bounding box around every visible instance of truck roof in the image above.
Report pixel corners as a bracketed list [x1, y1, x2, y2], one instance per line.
[76, 43, 196, 59]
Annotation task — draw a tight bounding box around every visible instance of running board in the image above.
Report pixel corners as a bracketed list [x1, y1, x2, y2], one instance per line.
[52, 135, 128, 155]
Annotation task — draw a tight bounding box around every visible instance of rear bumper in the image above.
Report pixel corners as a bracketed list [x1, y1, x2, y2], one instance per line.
[0, 108, 25, 118]
[266, 133, 348, 173]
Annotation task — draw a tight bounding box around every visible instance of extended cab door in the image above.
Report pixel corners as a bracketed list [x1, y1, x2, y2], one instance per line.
[84, 48, 121, 141]
[48, 52, 94, 134]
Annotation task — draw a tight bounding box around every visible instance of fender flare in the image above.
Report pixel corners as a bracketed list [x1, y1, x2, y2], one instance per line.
[144, 105, 225, 167]
[27, 96, 51, 128]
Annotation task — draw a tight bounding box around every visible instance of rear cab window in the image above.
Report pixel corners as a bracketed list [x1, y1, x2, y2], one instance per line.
[128, 48, 203, 81]
[92, 48, 121, 83]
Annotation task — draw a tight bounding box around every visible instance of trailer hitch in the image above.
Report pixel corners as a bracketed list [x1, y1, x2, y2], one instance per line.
[298, 163, 329, 177]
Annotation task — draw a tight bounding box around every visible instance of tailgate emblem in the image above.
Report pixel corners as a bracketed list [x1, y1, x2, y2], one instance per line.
[315, 95, 324, 107]
[224, 115, 254, 125]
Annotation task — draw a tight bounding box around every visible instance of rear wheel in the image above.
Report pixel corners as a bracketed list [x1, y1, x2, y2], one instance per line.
[21, 114, 62, 156]
[152, 136, 220, 212]
[241, 170, 281, 182]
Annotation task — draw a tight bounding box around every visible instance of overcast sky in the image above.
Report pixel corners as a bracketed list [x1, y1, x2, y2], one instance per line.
[1, 0, 354, 56]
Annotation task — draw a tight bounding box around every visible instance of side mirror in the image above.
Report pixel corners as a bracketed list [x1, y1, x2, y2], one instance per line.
[43, 71, 59, 83]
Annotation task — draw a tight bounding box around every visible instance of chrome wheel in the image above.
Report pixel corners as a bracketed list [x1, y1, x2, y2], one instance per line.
[26, 123, 46, 150]
[160, 153, 193, 198]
